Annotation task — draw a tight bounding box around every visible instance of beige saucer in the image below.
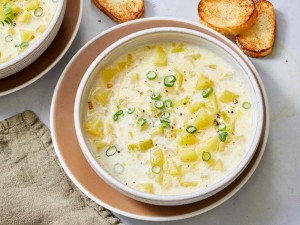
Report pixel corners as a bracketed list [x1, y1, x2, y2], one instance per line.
[0, 0, 82, 96]
[50, 18, 269, 221]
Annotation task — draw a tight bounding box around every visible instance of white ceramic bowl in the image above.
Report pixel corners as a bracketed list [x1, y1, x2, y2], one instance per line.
[74, 27, 264, 206]
[0, 0, 66, 79]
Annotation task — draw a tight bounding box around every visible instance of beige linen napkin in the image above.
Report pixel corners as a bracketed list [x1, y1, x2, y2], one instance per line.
[0, 111, 123, 225]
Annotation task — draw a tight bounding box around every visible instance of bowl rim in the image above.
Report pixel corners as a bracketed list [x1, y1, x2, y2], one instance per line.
[74, 27, 264, 203]
[0, 0, 65, 70]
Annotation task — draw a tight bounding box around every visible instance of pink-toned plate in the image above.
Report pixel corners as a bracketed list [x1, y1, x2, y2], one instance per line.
[50, 18, 269, 221]
[0, 0, 83, 96]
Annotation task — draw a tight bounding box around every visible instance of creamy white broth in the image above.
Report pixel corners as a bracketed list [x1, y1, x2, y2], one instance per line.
[0, 0, 58, 63]
[84, 42, 253, 195]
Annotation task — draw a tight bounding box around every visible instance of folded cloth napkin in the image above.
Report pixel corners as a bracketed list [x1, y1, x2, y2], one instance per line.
[0, 111, 123, 225]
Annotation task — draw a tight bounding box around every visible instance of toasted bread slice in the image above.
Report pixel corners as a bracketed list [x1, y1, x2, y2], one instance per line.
[198, 0, 258, 36]
[93, 0, 144, 23]
[236, 0, 276, 58]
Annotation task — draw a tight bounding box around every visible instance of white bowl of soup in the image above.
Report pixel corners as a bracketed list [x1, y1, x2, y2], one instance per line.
[74, 27, 264, 206]
[0, 0, 66, 79]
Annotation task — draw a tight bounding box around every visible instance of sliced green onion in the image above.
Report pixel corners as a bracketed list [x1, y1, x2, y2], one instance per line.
[5, 35, 13, 42]
[218, 123, 226, 131]
[106, 146, 117, 157]
[202, 151, 211, 161]
[242, 101, 251, 109]
[150, 92, 161, 100]
[161, 111, 170, 119]
[114, 163, 124, 174]
[186, 125, 197, 134]
[152, 165, 161, 174]
[113, 114, 118, 121]
[219, 131, 228, 142]
[160, 118, 170, 128]
[146, 71, 157, 80]
[154, 100, 164, 109]
[3, 7, 12, 15]
[116, 110, 123, 116]
[137, 118, 146, 126]
[34, 7, 44, 17]
[0, 21, 4, 26]
[127, 107, 135, 114]
[4, 17, 13, 26]
[164, 75, 176, 87]
[16, 42, 29, 48]
[202, 87, 213, 98]
[164, 99, 173, 108]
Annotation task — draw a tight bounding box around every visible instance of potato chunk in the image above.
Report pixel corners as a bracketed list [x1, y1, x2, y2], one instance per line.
[166, 159, 181, 176]
[93, 90, 111, 106]
[138, 183, 154, 194]
[219, 90, 239, 103]
[180, 181, 198, 187]
[150, 126, 164, 136]
[153, 46, 167, 66]
[187, 102, 206, 114]
[177, 134, 199, 146]
[84, 119, 104, 137]
[20, 30, 34, 42]
[198, 137, 219, 154]
[128, 139, 154, 152]
[150, 149, 164, 167]
[24, 0, 39, 10]
[179, 148, 198, 162]
[206, 93, 219, 114]
[194, 110, 214, 129]
[196, 75, 214, 90]
[101, 68, 119, 84]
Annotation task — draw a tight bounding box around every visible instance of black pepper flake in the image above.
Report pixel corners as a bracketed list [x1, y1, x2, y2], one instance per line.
[142, 110, 145, 112]
[159, 82, 161, 83]
[98, 19, 101, 23]
[155, 144, 158, 146]
[176, 93, 179, 95]
[183, 103, 187, 105]
[233, 99, 238, 104]
[117, 151, 121, 153]
[216, 113, 220, 118]
[231, 111, 234, 114]
[180, 113, 182, 116]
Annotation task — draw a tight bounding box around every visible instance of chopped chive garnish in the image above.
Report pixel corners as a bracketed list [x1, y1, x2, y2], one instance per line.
[137, 118, 146, 126]
[161, 111, 170, 119]
[160, 118, 170, 128]
[5, 35, 13, 42]
[114, 163, 124, 174]
[164, 99, 173, 108]
[219, 131, 228, 142]
[218, 123, 226, 131]
[146, 71, 157, 80]
[150, 92, 161, 100]
[154, 100, 164, 109]
[34, 7, 44, 17]
[186, 125, 197, 134]
[202, 87, 213, 98]
[152, 165, 161, 174]
[113, 114, 118, 121]
[202, 151, 211, 161]
[164, 75, 176, 87]
[116, 110, 123, 116]
[106, 146, 117, 156]
[127, 107, 135, 114]
[242, 101, 251, 109]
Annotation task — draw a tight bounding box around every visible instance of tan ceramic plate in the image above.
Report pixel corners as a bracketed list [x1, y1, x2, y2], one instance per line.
[50, 18, 269, 221]
[0, 0, 83, 96]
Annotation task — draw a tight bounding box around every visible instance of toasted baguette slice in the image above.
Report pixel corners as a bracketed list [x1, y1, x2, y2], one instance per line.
[236, 0, 276, 58]
[93, 0, 144, 23]
[198, 0, 258, 36]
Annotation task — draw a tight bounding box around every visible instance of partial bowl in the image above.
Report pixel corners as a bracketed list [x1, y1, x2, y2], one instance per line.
[74, 27, 264, 206]
[0, 0, 66, 79]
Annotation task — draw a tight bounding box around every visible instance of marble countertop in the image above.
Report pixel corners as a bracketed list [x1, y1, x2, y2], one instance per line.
[1, 1, 300, 224]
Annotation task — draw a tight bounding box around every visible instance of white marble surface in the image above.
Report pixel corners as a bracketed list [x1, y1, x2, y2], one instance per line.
[1, 0, 300, 224]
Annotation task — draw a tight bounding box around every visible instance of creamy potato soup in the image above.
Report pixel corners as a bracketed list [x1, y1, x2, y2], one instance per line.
[84, 42, 253, 195]
[0, 0, 58, 63]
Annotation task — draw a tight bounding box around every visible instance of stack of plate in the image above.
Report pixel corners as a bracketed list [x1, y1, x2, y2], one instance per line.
[50, 18, 269, 221]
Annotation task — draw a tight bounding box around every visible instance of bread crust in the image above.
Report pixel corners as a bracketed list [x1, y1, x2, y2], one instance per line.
[236, 0, 276, 57]
[198, 0, 258, 36]
[93, 0, 144, 23]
